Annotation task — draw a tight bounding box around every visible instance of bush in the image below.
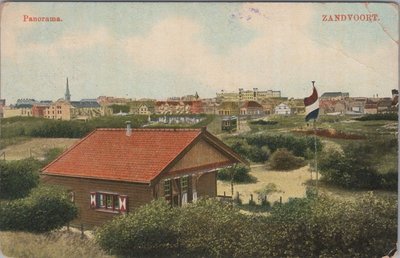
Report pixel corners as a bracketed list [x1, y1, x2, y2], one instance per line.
[249, 120, 278, 125]
[95, 200, 180, 257]
[223, 137, 269, 162]
[217, 164, 253, 183]
[0, 186, 77, 233]
[269, 148, 306, 170]
[355, 113, 398, 121]
[246, 133, 322, 158]
[319, 140, 397, 190]
[96, 195, 397, 257]
[0, 158, 41, 200]
[266, 194, 397, 257]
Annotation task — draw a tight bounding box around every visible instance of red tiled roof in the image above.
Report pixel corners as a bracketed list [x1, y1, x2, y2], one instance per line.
[241, 101, 263, 108]
[42, 128, 204, 183]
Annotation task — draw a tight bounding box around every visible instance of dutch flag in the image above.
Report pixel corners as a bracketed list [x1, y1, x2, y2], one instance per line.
[304, 82, 319, 122]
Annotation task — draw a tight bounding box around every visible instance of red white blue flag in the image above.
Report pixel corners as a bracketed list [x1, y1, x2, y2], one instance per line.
[304, 86, 319, 122]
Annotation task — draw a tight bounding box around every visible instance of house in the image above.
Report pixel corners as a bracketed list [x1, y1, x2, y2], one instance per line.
[3, 98, 37, 118]
[41, 127, 247, 228]
[320, 92, 349, 100]
[287, 99, 306, 115]
[364, 99, 379, 114]
[240, 101, 264, 116]
[319, 99, 346, 115]
[377, 98, 393, 113]
[44, 99, 72, 120]
[156, 101, 191, 114]
[70, 99, 102, 120]
[274, 103, 291, 115]
[128, 100, 156, 115]
[346, 97, 366, 115]
[218, 102, 239, 116]
[32, 102, 52, 117]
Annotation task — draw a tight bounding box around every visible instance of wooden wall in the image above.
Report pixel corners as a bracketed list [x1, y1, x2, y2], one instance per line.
[42, 175, 152, 229]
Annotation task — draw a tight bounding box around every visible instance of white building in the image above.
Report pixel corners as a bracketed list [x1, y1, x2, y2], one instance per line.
[274, 103, 291, 115]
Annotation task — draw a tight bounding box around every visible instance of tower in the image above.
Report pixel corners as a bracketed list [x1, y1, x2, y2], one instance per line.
[65, 77, 71, 101]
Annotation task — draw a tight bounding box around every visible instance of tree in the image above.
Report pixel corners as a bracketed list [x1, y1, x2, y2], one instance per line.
[0, 158, 41, 200]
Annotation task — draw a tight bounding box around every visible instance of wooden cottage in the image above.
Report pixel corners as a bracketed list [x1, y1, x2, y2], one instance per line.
[41, 127, 247, 228]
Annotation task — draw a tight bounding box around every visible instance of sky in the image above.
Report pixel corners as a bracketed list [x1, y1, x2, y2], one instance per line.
[1, 2, 398, 104]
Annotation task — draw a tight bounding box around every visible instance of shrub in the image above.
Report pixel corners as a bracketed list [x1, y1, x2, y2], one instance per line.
[0, 186, 77, 233]
[255, 183, 282, 203]
[355, 113, 398, 121]
[223, 137, 269, 162]
[269, 148, 306, 170]
[96, 194, 397, 258]
[0, 158, 41, 200]
[245, 133, 322, 158]
[95, 200, 180, 257]
[266, 194, 397, 257]
[217, 164, 253, 183]
[319, 140, 397, 190]
[249, 120, 278, 125]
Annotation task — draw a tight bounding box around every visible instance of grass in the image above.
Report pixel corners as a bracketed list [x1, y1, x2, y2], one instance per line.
[0, 136, 32, 150]
[0, 138, 78, 161]
[248, 114, 397, 138]
[0, 230, 114, 258]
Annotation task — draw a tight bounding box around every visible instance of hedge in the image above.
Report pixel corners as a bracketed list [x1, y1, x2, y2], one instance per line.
[96, 195, 397, 257]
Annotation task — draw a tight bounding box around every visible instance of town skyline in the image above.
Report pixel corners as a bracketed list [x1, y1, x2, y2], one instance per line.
[2, 2, 398, 104]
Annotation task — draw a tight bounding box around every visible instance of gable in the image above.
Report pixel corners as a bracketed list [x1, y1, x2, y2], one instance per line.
[168, 138, 233, 174]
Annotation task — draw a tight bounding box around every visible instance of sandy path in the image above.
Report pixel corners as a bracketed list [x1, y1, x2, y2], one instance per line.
[1, 138, 79, 161]
[218, 165, 312, 204]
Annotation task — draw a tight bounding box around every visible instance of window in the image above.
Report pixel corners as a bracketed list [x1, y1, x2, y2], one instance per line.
[164, 179, 171, 196]
[96, 192, 120, 211]
[181, 176, 188, 193]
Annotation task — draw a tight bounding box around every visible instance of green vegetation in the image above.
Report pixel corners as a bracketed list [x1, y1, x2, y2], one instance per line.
[249, 119, 278, 126]
[0, 186, 77, 233]
[0, 115, 148, 139]
[355, 113, 398, 121]
[0, 158, 41, 200]
[224, 133, 321, 163]
[255, 183, 282, 207]
[319, 138, 398, 190]
[217, 164, 254, 183]
[0, 231, 113, 258]
[269, 148, 306, 170]
[109, 104, 130, 114]
[96, 195, 396, 257]
[41, 147, 65, 166]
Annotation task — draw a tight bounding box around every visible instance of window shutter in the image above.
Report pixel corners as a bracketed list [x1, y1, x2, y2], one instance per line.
[192, 191, 197, 202]
[90, 192, 96, 208]
[182, 193, 188, 205]
[119, 195, 128, 214]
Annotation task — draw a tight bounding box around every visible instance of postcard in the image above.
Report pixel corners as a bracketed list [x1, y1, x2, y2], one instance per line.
[0, 2, 398, 258]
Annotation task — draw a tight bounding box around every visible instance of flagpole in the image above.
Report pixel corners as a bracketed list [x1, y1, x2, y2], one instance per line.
[313, 119, 318, 195]
[311, 80, 318, 195]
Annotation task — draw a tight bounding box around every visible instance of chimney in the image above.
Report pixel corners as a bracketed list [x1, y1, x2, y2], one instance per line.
[125, 121, 132, 136]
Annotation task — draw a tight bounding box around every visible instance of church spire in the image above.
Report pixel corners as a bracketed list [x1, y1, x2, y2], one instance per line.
[65, 77, 71, 101]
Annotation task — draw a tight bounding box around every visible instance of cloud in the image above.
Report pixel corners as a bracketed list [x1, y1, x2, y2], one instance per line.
[1, 2, 397, 101]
